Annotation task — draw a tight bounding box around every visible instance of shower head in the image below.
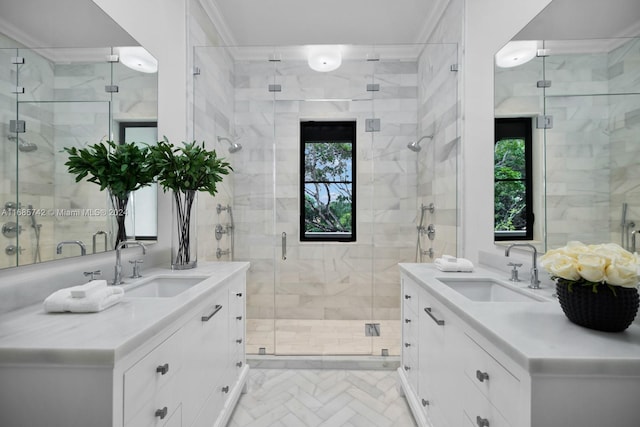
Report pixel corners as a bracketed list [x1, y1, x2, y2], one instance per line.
[407, 135, 433, 152]
[8, 135, 38, 152]
[217, 136, 242, 153]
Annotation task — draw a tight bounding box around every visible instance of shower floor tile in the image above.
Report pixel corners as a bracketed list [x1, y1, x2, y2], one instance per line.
[227, 368, 417, 427]
[246, 319, 401, 356]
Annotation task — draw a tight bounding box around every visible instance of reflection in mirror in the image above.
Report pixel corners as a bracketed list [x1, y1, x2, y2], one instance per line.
[0, 40, 158, 269]
[495, 37, 640, 252]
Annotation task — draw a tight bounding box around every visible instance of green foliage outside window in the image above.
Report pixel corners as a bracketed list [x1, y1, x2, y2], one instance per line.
[495, 138, 526, 231]
[304, 142, 353, 234]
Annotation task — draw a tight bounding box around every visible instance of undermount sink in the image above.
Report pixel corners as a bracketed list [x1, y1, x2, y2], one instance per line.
[124, 275, 208, 298]
[437, 278, 545, 302]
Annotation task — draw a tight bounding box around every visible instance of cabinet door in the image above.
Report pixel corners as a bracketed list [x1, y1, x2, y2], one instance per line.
[418, 286, 463, 427]
[418, 287, 448, 426]
[181, 290, 229, 427]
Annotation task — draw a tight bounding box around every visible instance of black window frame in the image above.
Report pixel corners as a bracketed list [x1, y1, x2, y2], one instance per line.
[494, 117, 534, 241]
[118, 121, 158, 241]
[300, 120, 356, 242]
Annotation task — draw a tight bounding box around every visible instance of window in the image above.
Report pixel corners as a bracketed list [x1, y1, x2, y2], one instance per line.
[494, 118, 533, 241]
[300, 121, 356, 242]
[119, 121, 158, 241]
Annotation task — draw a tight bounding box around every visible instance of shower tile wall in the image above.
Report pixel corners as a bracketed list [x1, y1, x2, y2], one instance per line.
[0, 36, 157, 268]
[417, 0, 461, 260]
[608, 38, 640, 248]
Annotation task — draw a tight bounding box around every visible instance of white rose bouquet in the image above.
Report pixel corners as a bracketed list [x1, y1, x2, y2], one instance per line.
[540, 241, 639, 294]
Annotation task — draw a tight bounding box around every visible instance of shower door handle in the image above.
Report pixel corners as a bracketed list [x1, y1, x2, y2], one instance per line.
[282, 232, 287, 260]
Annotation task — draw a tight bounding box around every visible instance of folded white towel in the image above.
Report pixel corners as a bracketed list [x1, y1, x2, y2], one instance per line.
[44, 286, 124, 313]
[69, 279, 108, 298]
[434, 257, 474, 272]
[442, 254, 457, 262]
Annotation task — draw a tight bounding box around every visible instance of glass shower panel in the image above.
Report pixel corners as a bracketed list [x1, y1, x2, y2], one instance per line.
[0, 48, 18, 268]
[272, 48, 376, 355]
[543, 93, 640, 249]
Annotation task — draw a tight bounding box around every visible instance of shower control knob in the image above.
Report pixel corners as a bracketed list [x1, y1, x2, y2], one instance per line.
[5, 245, 24, 256]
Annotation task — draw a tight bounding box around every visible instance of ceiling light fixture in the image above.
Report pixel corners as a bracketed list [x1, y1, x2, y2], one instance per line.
[307, 46, 342, 72]
[117, 46, 158, 73]
[495, 41, 538, 68]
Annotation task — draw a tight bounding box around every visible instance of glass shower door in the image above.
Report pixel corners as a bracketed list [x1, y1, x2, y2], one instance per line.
[272, 49, 376, 355]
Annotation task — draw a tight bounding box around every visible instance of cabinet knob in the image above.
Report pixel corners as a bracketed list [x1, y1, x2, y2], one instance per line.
[404, 365, 411, 371]
[236, 361, 243, 368]
[236, 316, 243, 320]
[222, 386, 230, 393]
[476, 416, 490, 427]
[404, 294, 411, 299]
[236, 338, 243, 344]
[404, 342, 411, 347]
[421, 399, 430, 407]
[155, 407, 168, 419]
[404, 318, 411, 323]
[156, 363, 169, 375]
[475, 370, 490, 382]
[236, 292, 243, 297]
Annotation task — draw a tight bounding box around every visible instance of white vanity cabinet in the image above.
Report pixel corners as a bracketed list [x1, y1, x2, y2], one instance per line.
[399, 265, 640, 427]
[401, 275, 463, 427]
[401, 273, 529, 427]
[0, 263, 249, 427]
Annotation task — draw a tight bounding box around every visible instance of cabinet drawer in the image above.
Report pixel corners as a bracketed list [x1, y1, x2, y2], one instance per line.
[124, 329, 184, 424]
[462, 334, 520, 425]
[463, 375, 511, 427]
[125, 378, 181, 427]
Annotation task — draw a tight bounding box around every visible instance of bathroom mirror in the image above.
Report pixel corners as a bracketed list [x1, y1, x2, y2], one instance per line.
[494, 0, 640, 252]
[0, 0, 159, 269]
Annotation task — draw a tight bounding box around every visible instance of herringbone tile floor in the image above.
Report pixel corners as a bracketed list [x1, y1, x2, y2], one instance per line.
[227, 369, 418, 427]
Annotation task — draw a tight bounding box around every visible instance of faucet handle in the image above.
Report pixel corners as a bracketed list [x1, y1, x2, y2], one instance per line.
[83, 270, 102, 281]
[129, 259, 144, 278]
[507, 262, 522, 282]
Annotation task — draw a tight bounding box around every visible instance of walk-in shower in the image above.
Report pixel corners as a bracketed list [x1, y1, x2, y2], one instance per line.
[194, 42, 459, 357]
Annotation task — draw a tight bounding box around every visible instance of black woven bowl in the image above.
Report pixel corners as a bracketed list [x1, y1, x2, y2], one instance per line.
[556, 279, 639, 332]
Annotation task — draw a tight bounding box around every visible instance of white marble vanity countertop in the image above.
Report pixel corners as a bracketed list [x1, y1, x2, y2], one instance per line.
[399, 263, 640, 376]
[0, 262, 249, 366]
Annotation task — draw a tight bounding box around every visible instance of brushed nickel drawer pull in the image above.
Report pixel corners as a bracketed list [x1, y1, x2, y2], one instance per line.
[424, 307, 445, 326]
[156, 363, 169, 375]
[201, 304, 223, 321]
[476, 370, 490, 382]
[476, 416, 490, 427]
[155, 407, 168, 419]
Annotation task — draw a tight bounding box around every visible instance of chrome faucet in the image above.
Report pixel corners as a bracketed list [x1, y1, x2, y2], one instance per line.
[56, 240, 87, 256]
[505, 243, 540, 289]
[113, 241, 146, 286]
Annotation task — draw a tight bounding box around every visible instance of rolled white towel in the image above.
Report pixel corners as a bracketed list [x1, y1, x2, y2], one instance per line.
[44, 286, 124, 313]
[434, 257, 474, 272]
[69, 279, 108, 298]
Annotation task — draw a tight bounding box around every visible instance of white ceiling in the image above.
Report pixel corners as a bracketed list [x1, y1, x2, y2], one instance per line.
[205, 0, 449, 46]
[0, 0, 137, 48]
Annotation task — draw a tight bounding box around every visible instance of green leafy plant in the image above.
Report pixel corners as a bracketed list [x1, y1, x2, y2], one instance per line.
[148, 137, 231, 194]
[63, 141, 156, 247]
[148, 137, 232, 267]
